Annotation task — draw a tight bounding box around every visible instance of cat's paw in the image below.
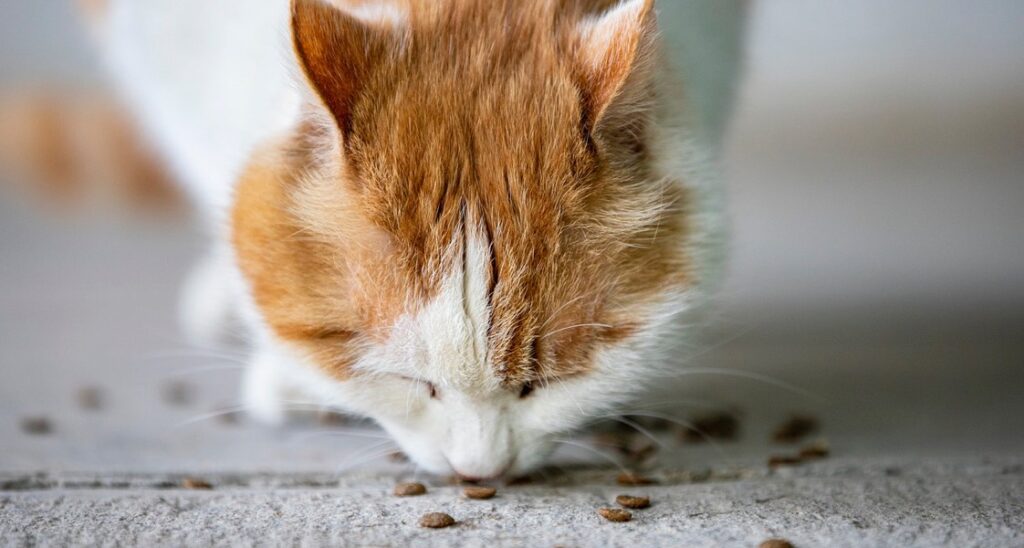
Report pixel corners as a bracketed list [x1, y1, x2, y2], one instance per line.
[179, 246, 241, 347]
[241, 351, 289, 426]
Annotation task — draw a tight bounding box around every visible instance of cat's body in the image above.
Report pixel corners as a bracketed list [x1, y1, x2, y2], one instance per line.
[88, 0, 746, 478]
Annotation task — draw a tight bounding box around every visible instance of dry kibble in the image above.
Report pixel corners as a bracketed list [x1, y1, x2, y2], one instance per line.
[316, 410, 350, 426]
[759, 539, 795, 548]
[77, 387, 105, 410]
[768, 454, 802, 468]
[419, 512, 456, 528]
[616, 472, 655, 486]
[463, 486, 497, 500]
[20, 417, 52, 435]
[598, 507, 633, 522]
[615, 494, 651, 509]
[394, 482, 427, 496]
[681, 412, 739, 442]
[161, 381, 194, 406]
[798, 440, 830, 460]
[772, 415, 819, 444]
[182, 477, 213, 490]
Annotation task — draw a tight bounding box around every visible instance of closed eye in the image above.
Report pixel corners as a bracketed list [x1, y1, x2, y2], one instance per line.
[519, 381, 534, 399]
[396, 375, 439, 400]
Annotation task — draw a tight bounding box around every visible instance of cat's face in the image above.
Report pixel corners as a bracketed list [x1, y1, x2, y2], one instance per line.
[233, 0, 692, 478]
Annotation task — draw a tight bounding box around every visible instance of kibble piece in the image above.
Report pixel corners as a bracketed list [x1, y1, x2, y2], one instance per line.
[616, 472, 655, 486]
[615, 494, 651, 509]
[317, 410, 350, 426]
[798, 440, 830, 460]
[598, 507, 633, 522]
[759, 539, 795, 548]
[419, 512, 456, 528]
[394, 482, 427, 496]
[182, 477, 213, 490]
[681, 412, 739, 442]
[463, 486, 497, 500]
[20, 417, 52, 435]
[768, 454, 802, 468]
[772, 415, 819, 444]
[161, 381, 194, 406]
[77, 387, 105, 410]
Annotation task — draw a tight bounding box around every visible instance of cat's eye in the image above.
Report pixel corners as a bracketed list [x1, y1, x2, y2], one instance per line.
[427, 381, 439, 400]
[518, 381, 534, 399]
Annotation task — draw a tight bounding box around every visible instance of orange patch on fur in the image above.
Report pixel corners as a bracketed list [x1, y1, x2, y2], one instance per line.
[234, 0, 691, 384]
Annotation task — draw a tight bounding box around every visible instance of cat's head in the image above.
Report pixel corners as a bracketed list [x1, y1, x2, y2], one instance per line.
[232, 0, 695, 479]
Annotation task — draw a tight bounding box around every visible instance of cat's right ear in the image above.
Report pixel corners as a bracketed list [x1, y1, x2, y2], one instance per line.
[291, 0, 391, 136]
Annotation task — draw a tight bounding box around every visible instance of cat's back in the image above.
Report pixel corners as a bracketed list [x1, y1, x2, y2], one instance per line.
[96, 0, 299, 219]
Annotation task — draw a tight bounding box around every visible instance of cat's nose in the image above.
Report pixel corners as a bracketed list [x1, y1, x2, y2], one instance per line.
[448, 455, 512, 481]
[452, 464, 510, 483]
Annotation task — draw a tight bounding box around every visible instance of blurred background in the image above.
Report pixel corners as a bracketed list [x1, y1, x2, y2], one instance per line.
[1, 1, 1022, 473]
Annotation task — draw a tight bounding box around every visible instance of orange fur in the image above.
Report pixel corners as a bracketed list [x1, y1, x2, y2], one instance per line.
[233, 0, 691, 385]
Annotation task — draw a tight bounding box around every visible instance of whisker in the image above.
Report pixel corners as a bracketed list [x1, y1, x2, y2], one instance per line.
[659, 368, 825, 402]
[541, 323, 613, 340]
[601, 415, 668, 451]
[552, 438, 630, 476]
[289, 429, 390, 443]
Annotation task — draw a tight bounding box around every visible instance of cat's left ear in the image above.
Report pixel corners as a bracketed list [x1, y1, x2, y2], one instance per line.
[570, 0, 658, 136]
[291, 0, 394, 136]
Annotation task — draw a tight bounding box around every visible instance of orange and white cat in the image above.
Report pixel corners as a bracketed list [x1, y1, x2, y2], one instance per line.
[88, 0, 746, 479]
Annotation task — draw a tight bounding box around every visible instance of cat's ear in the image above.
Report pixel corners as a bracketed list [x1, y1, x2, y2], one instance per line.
[291, 0, 392, 136]
[570, 0, 658, 135]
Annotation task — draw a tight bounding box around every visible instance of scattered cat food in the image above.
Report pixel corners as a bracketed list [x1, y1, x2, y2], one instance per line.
[759, 539, 795, 548]
[317, 410, 350, 426]
[630, 415, 674, 432]
[215, 407, 241, 425]
[394, 482, 427, 496]
[615, 494, 651, 509]
[161, 381, 195, 406]
[626, 440, 657, 463]
[772, 415, 819, 444]
[182, 477, 213, 490]
[76, 387, 105, 410]
[463, 486, 497, 500]
[419, 512, 456, 528]
[768, 454, 802, 468]
[506, 475, 534, 486]
[799, 439, 830, 460]
[680, 412, 738, 442]
[20, 417, 52, 435]
[616, 472, 655, 486]
[598, 507, 633, 522]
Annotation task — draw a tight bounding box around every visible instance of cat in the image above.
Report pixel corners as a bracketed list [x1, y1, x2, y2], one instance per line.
[24, 0, 747, 480]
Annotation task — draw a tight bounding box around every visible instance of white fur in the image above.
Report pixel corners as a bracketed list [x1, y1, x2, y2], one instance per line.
[95, 0, 746, 478]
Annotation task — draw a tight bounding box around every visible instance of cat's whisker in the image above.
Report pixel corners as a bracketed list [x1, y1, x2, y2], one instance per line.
[161, 364, 248, 377]
[552, 438, 630, 476]
[334, 440, 400, 475]
[288, 429, 390, 443]
[658, 367, 825, 402]
[601, 415, 668, 451]
[541, 323, 613, 340]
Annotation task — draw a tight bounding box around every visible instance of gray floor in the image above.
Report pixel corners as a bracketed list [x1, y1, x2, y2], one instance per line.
[2, 1, 1024, 546]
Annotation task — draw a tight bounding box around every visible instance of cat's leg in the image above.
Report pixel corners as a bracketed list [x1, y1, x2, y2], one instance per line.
[242, 345, 326, 426]
[241, 347, 290, 426]
[178, 244, 242, 347]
